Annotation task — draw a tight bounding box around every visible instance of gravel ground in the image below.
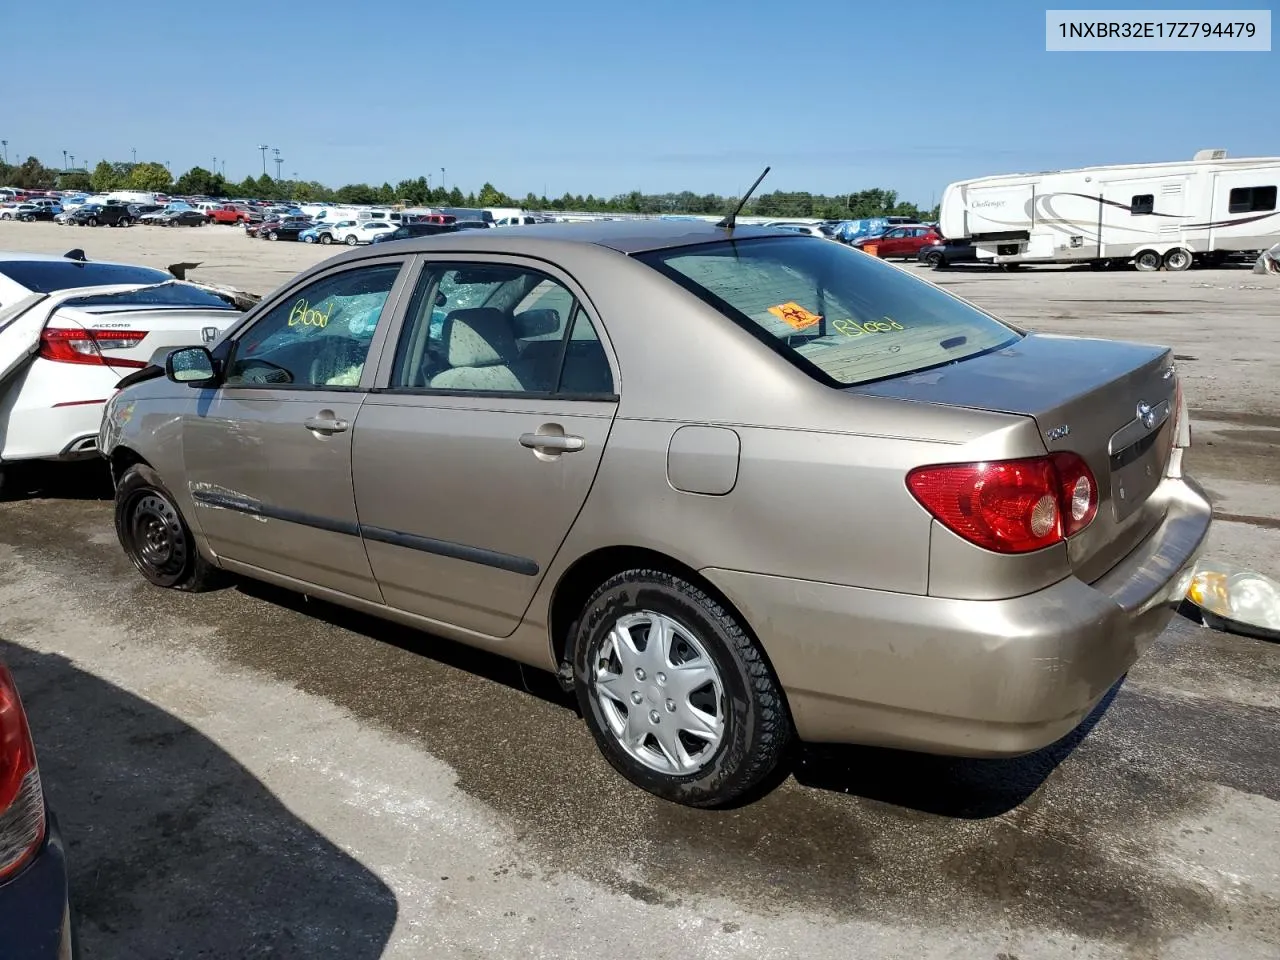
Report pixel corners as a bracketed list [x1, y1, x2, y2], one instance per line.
[1, 220, 1278, 959]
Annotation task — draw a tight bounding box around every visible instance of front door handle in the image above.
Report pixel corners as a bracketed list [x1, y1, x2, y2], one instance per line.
[519, 432, 585, 453]
[304, 415, 349, 434]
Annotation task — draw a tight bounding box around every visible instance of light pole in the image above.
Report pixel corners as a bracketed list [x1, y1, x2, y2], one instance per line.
[1, 140, 7, 163]
[213, 156, 217, 174]
[69, 154, 75, 170]
[62, 150, 68, 170]
[441, 167, 446, 191]
[131, 147, 136, 164]
[257, 145, 269, 176]
[273, 148, 282, 180]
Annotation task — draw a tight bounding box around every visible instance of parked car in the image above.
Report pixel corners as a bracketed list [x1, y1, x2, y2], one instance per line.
[1, 204, 40, 222]
[0, 251, 243, 495]
[917, 238, 978, 268]
[100, 221, 1209, 809]
[453, 220, 492, 231]
[0, 659, 75, 958]
[853, 224, 942, 260]
[334, 220, 396, 245]
[259, 217, 313, 241]
[16, 206, 57, 223]
[127, 204, 165, 220]
[369, 222, 460, 244]
[27, 199, 62, 216]
[770, 224, 826, 238]
[298, 222, 343, 244]
[144, 209, 208, 228]
[63, 203, 132, 228]
[207, 204, 261, 225]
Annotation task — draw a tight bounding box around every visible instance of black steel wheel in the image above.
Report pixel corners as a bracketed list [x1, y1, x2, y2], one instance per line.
[115, 464, 221, 591]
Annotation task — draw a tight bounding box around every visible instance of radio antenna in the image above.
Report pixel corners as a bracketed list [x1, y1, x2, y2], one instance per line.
[717, 166, 771, 230]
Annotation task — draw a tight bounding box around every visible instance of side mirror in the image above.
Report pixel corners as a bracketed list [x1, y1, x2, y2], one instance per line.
[165, 346, 218, 386]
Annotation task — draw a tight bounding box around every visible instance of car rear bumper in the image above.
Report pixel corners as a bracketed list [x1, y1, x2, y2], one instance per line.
[702, 476, 1212, 757]
[0, 360, 118, 462]
[0, 809, 75, 960]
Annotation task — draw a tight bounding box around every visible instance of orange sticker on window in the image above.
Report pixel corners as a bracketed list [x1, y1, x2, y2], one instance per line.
[768, 302, 822, 330]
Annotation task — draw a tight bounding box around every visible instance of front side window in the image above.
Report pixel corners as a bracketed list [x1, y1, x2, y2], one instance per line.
[226, 263, 401, 388]
[638, 236, 1020, 387]
[1131, 194, 1155, 215]
[390, 263, 612, 396]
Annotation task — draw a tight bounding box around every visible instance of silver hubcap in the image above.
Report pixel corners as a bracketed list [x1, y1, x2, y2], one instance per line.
[1168, 250, 1189, 269]
[593, 611, 725, 775]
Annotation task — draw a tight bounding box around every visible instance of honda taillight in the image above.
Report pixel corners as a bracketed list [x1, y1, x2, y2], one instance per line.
[0, 663, 46, 880]
[907, 453, 1099, 554]
[39, 327, 149, 368]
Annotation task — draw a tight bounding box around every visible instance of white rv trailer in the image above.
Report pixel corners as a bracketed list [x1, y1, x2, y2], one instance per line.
[939, 150, 1280, 270]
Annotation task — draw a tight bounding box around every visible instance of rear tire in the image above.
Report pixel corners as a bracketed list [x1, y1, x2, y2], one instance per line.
[345, 234, 358, 245]
[87, 217, 97, 227]
[925, 251, 944, 268]
[115, 464, 222, 592]
[572, 568, 794, 808]
[1163, 248, 1193, 272]
[1135, 249, 1162, 272]
[320, 234, 333, 244]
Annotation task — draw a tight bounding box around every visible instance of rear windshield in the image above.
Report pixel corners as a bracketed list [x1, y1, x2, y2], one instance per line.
[0, 260, 175, 293]
[637, 236, 1019, 387]
[63, 283, 235, 311]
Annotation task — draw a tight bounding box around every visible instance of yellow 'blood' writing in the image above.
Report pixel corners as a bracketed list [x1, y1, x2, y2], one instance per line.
[288, 298, 333, 328]
[833, 317, 905, 337]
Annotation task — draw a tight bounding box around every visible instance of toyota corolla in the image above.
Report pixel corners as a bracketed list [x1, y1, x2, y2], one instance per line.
[98, 221, 1211, 808]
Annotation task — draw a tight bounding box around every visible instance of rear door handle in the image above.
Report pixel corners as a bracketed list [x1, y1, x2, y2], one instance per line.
[304, 416, 349, 434]
[519, 432, 585, 453]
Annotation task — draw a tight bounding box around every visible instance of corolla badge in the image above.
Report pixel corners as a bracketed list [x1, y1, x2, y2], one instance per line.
[1045, 424, 1071, 442]
[1137, 401, 1156, 430]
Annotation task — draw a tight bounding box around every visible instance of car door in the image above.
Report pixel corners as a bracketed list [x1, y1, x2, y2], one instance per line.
[877, 228, 905, 256]
[352, 256, 619, 637]
[180, 257, 412, 601]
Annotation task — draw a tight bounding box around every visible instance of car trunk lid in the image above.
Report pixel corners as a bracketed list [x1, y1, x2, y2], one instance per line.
[853, 332, 1180, 581]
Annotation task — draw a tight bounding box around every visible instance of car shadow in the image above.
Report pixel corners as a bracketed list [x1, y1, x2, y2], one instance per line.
[0, 461, 114, 502]
[1, 639, 398, 959]
[233, 578, 1111, 821]
[790, 682, 1121, 819]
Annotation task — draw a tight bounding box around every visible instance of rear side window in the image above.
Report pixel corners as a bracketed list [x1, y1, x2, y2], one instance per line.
[638, 236, 1020, 387]
[1131, 194, 1155, 215]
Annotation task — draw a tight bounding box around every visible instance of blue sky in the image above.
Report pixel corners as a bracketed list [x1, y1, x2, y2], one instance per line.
[1, 0, 1274, 204]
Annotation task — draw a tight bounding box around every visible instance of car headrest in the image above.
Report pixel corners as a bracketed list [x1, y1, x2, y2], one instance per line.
[443, 308, 518, 367]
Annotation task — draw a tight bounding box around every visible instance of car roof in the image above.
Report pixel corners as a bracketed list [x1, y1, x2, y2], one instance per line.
[350, 218, 785, 256]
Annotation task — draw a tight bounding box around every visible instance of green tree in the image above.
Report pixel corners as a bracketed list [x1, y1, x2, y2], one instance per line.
[129, 162, 172, 192]
[334, 183, 377, 204]
[11, 157, 55, 190]
[90, 160, 118, 192]
[477, 182, 511, 207]
[446, 187, 465, 206]
[58, 171, 93, 192]
[173, 166, 225, 197]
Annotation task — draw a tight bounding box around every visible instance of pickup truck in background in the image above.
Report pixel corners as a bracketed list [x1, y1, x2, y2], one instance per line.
[206, 204, 262, 225]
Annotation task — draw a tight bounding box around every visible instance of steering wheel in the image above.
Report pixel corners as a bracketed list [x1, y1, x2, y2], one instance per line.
[234, 358, 294, 385]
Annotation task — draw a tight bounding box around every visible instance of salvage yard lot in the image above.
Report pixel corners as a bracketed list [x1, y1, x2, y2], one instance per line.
[2, 220, 1279, 959]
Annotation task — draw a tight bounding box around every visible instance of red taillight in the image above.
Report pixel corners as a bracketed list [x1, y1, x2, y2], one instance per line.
[907, 452, 1099, 554]
[38, 327, 149, 368]
[0, 664, 45, 880]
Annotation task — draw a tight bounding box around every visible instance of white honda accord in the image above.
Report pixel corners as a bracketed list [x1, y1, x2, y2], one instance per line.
[0, 250, 244, 495]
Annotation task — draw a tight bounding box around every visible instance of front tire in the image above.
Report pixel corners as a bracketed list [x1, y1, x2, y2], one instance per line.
[925, 251, 944, 268]
[115, 464, 222, 592]
[345, 234, 358, 246]
[320, 234, 333, 244]
[572, 569, 793, 808]
[268, 231, 279, 241]
[87, 217, 98, 227]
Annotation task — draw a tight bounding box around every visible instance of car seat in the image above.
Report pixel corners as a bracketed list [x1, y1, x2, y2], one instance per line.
[429, 308, 538, 392]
